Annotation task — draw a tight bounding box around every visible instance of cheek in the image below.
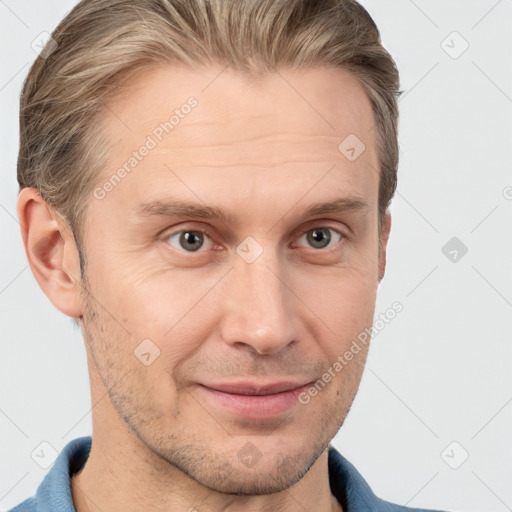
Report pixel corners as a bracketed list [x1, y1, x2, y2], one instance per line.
[91, 253, 178, 329]
[91, 257, 223, 371]
[295, 265, 377, 358]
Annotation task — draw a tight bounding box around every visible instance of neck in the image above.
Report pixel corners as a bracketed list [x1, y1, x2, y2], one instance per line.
[71, 417, 342, 512]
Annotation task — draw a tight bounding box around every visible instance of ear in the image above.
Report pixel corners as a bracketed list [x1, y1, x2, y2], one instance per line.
[378, 210, 391, 283]
[17, 187, 83, 318]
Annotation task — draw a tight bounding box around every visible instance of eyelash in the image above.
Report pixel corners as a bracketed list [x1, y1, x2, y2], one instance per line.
[164, 224, 346, 254]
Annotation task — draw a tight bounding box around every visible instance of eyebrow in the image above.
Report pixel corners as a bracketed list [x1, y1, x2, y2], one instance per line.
[135, 196, 369, 226]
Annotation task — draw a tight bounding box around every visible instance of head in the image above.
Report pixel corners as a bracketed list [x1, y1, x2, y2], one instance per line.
[17, 0, 400, 496]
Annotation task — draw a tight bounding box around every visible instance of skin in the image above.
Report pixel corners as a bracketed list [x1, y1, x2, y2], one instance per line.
[18, 64, 391, 512]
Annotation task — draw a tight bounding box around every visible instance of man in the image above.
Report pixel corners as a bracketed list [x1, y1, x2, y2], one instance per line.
[12, 0, 449, 510]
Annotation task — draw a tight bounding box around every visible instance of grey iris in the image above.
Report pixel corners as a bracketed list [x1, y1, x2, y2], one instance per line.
[180, 231, 204, 251]
[307, 228, 331, 249]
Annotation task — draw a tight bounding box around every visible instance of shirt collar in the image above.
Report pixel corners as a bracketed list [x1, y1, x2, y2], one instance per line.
[327, 444, 388, 511]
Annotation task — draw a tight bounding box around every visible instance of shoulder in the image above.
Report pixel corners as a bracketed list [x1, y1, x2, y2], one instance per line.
[8, 437, 92, 512]
[9, 497, 37, 512]
[328, 446, 450, 512]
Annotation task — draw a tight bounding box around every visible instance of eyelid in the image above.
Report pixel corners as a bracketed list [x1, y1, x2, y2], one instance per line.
[292, 216, 349, 240]
[161, 222, 214, 240]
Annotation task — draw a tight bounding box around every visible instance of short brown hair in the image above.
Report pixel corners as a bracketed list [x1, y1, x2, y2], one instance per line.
[18, 0, 401, 256]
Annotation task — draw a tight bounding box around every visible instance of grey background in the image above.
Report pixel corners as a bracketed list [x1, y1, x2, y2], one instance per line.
[1, 1, 511, 510]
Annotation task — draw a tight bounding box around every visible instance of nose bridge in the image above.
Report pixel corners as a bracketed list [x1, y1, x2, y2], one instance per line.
[220, 249, 297, 354]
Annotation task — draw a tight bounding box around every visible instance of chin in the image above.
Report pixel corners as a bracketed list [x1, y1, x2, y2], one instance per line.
[156, 435, 328, 496]
[191, 456, 314, 495]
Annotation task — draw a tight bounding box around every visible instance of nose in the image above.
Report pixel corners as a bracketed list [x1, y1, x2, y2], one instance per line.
[219, 251, 300, 355]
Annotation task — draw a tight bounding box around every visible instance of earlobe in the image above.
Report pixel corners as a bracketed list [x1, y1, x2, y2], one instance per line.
[17, 187, 83, 318]
[378, 210, 391, 283]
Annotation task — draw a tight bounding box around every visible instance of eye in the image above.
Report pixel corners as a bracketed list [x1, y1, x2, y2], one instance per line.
[166, 230, 214, 252]
[295, 227, 342, 250]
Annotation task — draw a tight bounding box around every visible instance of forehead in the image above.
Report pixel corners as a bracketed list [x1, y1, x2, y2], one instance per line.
[93, 64, 378, 219]
[102, 63, 375, 157]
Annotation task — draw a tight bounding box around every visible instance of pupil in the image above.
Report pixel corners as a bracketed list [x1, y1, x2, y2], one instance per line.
[180, 231, 203, 251]
[308, 228, 330, 249]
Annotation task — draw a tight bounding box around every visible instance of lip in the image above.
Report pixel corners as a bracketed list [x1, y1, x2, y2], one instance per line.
[196, 380, 312, 420]
[203, 380, 311, 395]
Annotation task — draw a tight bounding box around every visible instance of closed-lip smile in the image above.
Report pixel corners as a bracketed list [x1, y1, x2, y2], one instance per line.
[196, 380, 313, 420]
[202, 380, 311, 395]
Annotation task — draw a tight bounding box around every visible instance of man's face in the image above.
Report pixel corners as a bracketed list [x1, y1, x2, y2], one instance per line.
[78, 64, 386, 494]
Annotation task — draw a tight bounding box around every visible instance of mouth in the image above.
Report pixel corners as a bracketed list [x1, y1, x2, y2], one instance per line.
[196, 380, 312, 420]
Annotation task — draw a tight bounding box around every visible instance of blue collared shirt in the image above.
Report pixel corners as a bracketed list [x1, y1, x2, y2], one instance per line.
[10, 437, 448, 511]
